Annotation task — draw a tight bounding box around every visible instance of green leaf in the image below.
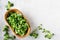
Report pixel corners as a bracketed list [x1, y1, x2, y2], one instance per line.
[30, 33, 38, 38]
[45, 33, 54, 39]
[42, 29, 50, 33]
[6, 1, 14, 10]
[3, 25, 9, 32]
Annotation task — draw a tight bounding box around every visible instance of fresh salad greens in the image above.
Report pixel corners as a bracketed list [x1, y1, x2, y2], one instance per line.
[6, 1, 14, 10]
[3, 25, 16, 40]
[7, 12, 29, 36]
[30, 24, 54, 39]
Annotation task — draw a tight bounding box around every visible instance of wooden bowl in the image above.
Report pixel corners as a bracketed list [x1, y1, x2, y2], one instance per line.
[4, 9, 31, 38]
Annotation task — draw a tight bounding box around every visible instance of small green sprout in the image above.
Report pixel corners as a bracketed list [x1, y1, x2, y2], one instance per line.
[30, 28, 38, 38]
[3, 25, 9, 32]
[42, 29, 54, 39]
[8, 36, 16, 40]
[4, 32, 9, 40]
[45, 33, 54, 39]
[4, 32, 9, 38]
[42, 29, 50, 33]
[6, 1, 14, 10]
[30, 33, 38, 38]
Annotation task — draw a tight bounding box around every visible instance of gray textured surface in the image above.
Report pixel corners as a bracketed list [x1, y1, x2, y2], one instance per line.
[0, 0, 60, 40]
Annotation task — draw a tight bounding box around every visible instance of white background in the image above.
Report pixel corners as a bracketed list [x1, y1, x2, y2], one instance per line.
[0, 0, 60, 40]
